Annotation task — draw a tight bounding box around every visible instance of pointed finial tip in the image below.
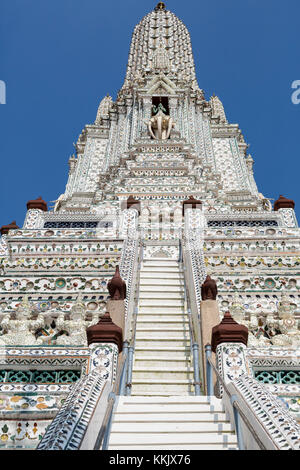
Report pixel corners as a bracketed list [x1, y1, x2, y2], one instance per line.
[155, 2, 166, 11]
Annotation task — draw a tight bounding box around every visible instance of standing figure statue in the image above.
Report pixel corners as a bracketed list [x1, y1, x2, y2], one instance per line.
[152, 102, 167, 115]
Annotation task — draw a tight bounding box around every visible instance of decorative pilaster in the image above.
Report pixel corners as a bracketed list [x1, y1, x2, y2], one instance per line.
[210, 312, 249, 397]
[26, 196, 48, 212]
[182, 195, 202, 216]
[121, 195, 141, 215]
[0, 221, 19, 236]
[23, 197, 48, 229]
[274, 195, 297, 227]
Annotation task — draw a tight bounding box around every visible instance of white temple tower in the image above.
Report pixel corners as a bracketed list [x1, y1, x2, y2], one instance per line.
[0, 2, 299, 450]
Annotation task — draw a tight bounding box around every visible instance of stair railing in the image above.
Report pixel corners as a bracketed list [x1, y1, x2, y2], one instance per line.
[93, 349, 128, 450]
[125, 241, 144, 395]
[178, 239, 202, 395]
[94, 240, 143, 449]
[205, 344, 266, 450]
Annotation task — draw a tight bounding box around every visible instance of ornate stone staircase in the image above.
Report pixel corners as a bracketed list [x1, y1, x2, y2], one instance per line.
[131, 258, 193, 396]
[108, 258, 238, 450]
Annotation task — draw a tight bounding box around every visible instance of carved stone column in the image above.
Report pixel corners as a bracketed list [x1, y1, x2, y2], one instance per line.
[23, 196, 48, 229]
[0, 220, 19, 235]
[274, 195, 297, 227]
[142, 97, 152, 135]
[211, 312, 249, 395]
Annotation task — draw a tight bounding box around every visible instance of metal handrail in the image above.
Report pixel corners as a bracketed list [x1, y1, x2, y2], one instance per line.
[205, 345, 266, 450]
[93, 350, 128, 450]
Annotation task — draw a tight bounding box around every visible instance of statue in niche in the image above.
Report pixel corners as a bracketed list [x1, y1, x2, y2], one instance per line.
[152, 102, 167, 115]
[55, 294, 99, 346]
[0, 296, 45, 346]
[147, 109, 175, 140]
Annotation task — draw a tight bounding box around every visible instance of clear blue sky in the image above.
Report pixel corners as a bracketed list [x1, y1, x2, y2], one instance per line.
[0, 0, 299, 227]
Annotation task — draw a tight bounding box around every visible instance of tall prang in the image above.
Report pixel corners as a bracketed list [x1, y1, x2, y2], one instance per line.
[0, 2, 299, 451]
[60, 1, 265, 218]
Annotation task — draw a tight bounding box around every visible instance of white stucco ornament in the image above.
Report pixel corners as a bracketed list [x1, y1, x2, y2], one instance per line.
[0, 296, 45, 345]
[56, 294, 99, 346]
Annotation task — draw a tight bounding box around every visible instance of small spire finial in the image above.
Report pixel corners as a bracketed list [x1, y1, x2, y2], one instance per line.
[155, 2, 166, 11]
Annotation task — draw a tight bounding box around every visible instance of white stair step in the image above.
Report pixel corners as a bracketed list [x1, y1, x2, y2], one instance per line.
[138, 311, 185, 318]
[140, 272, 183, 279]
[134, 358, 191, 368]
[134, 352, 191, 360]
[131, 385, 193, 394]
[140, 289, 184, 301]
[109, 433, 237, 446]
[139, 282, 184, 288]
[135, 330, 190, 339]
[132, 365, 193, 371]
[143, 260, 179, 266]
[135, 338, 190, 348]
[116, 403, 224, 413]
[113, 412, 228, 422]
[137, 315, 189, 322]
[139, 291, 184, 299]
[109, 444, 238, 450]
[134, 354, 191, 361]
[132, 370, 193, 380]
[110, 422, 233, 433]
[135, 325, 189, 331]
[117, 397, 223, 410]
[139, 306, 185, 314]
[132, 377, 193, 384]
[130, 390, 194, 396]
[140, 285, 184, 292]
[139, 299, 184, 307]
[131, 382, 194, 394]
[118, 396, 221, 404]
[134, 347, 191, 358]
[142, 266, 181, 273]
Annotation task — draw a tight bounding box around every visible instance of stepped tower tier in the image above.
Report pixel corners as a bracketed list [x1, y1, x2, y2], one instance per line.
[59, 2, 266, 217]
